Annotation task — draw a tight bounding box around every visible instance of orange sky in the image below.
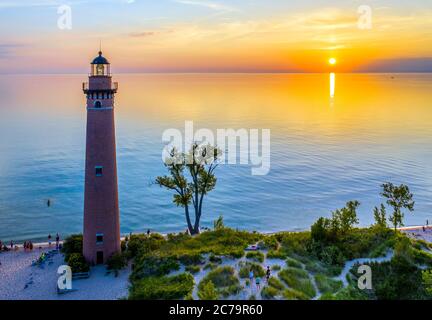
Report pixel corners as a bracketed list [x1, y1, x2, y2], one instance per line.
[0, 2, 432, 73]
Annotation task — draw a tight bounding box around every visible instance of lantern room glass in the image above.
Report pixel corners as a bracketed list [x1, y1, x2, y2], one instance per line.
[91, 63, 110, 76]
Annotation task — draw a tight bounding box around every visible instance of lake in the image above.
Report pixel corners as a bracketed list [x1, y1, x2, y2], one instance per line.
[0, 73, 431, 242]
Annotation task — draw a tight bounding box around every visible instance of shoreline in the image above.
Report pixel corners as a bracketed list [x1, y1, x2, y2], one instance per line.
[2, 225, 432, 250]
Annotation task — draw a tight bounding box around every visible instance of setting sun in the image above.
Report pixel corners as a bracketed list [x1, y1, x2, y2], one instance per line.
[329, 58, 337, 65]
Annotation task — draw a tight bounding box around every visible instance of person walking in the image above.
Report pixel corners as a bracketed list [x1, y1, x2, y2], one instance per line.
[256, 276, 261, 291]
[266, 266, 271, 282]
[55, 233, 60, 249]
[249, 270, 254, 289]
[48, 234, 52, 246]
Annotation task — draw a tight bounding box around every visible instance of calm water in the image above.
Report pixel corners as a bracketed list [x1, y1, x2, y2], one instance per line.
[0, 73, 431, 242]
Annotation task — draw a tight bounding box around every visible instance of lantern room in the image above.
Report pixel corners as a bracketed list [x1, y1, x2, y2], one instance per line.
[91, 51, 111, 76]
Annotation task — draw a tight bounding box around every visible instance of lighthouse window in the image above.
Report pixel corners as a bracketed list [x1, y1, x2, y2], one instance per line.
[95, 166, 103, 176]
[94, 101, 102, 108]
[96, 233, 104, 244]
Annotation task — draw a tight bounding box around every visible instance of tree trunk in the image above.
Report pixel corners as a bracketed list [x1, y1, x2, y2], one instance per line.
[184, 205, 194, 235]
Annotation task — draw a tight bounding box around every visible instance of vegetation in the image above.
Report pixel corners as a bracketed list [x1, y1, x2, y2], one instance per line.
[185, 265, 201, 274]
[198, 280, 218, 300]
[239, 261, 265, 278]
[129, 273, 194, 300]
[381, 183, 415, 231]
[121, 183, 430, 300]
[279, 268, 316, 298]
[106, 252, 128, 275]
[155, 144, 221, 235]
[198, 266, 241, 297]
[314, 274, 343, 295]
[61, 234, 90, 273]
[246, 251, 264, 263]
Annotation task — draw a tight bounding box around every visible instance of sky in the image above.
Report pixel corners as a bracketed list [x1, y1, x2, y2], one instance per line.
[0, 0, 432, 73]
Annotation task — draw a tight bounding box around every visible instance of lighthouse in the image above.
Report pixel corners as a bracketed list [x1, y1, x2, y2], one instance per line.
[82, 51, 120, 264]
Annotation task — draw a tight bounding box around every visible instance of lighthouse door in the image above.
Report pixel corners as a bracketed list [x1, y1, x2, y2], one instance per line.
[96, 251, 104, 264]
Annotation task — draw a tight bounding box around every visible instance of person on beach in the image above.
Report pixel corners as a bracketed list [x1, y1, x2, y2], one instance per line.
[256, 277, 261, 290]
[48, 234, 52, 246]
[56, 233, 60, 249]
[0, 240, 2, 251]
[266, 266, 271, 282]
[249, 270, 254, 288]
[147, 229, 151, 236]
[10, 240, 13, 249]
[29, 241, 33, 250]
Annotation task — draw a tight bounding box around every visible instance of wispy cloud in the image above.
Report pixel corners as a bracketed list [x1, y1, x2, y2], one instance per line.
[173, 0, 236, 12]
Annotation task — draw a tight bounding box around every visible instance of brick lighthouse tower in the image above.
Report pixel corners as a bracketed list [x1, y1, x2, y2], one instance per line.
[82, 51, 120, 264]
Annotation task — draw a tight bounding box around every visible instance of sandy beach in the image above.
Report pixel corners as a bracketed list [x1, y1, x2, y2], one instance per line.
[0, 244, 130, 300]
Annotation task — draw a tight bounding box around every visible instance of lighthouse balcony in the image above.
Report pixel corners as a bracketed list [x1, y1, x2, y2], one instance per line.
[83, 82, 118, 94]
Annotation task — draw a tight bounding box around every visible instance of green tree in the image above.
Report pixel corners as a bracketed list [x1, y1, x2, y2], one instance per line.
[198, 280, 219, 300]
[381, 183, 415, 231]
[156, 143, 221, 235]
[332, 201, 360, 235]
[373, 204, 387, 229]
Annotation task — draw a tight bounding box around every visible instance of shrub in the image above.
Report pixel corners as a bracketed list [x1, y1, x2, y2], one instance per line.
[185, 265, 201, 274]
[198, 280, 219, 300]
[178, 253, 204, 266]
[282, 288, 309, 300]
[62, 234, 83, 261]
[131, 255, 179, 280]
[106, 252, 128, 274]
[129, 273, 194, 300]
[67, 253, 90, 273]
[238, 262, 265, 279]
[286, 257, 302, 269]
[314, 274, 343, 294]
[246, 251, 264, 263]
[279, 268, 316, 299]
[199, 266, 241, 297]
[204, 263, 217, 270]
[266, 250, 288, 260]
[272, 265, 282, 271]
[209, 254, 222, 264]
[259, 236, 279, 250]
[268, 277, 285, 291]
[261, 286, 280, 299]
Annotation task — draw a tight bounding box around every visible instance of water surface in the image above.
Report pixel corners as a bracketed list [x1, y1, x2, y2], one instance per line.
[0, 73, 431, 242]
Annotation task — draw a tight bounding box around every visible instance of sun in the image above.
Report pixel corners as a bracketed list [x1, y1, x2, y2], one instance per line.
[329, 58, 337, 65]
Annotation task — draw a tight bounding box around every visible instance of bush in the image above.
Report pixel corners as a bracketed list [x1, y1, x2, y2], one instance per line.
[129, 273, 194, 300]
[259, 236, 279, 250]
[261, 286, 280, 299]
[198, 280, 219, 300]
[286, 257, 302, 269]
[272, 265, 282, 271]
[246, 251, 264, 263]
[185, 265, 201, 274]
[131, 255, 179, 280]
[282, 288, 309, 300]
[106, 252, 128, 273]
[314, 274, 343, 294]
[279, 268, 316, 299]
[67, 253, 90, 273]
[199, 266, 241, 297]
[62, 234, 83, 261]
[209, 254, 222, 264]
[238, 262, 265, 279]
[266, 250, 288, 260]
[268, 277, 285, 291]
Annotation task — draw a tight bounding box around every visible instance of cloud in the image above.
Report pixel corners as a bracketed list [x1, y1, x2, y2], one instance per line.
[173, 0, 235, 12]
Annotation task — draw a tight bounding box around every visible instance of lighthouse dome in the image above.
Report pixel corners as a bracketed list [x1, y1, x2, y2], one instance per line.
[91, 51, 109, 65]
